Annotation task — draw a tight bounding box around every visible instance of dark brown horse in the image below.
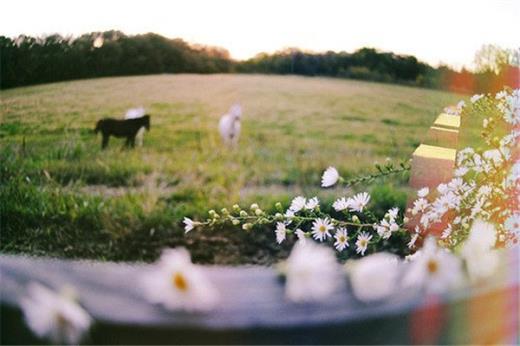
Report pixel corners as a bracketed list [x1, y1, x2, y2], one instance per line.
[95, 115, 150, 149]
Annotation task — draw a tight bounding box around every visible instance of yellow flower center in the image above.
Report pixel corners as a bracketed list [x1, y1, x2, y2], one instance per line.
[55, 312, 68, 328]
[427, 259, 438, 274]
[339, 236, 346, 242]
[172, 272, 188, 292]
[319, 225, 326, 233]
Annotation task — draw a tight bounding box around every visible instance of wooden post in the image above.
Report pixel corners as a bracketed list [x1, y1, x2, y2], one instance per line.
[426, 113, 460, 148]
[406, 112, 460, 235]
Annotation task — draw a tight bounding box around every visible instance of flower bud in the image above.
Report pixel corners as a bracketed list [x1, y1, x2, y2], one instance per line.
[257, 217, 268, 224]
[250, 203, 259, 211]
[352, 215, 360, 224]
[255, 208, 263, 216]
[275, 202, 283, 211]
[403, 216, 410, 224]
[275, 213, 283, 221]
[242, 223, 253, 231]
[232, 219, 240, 226]
[240, 210, 248, 217]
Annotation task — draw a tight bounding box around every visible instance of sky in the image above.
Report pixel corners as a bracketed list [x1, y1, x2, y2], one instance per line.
[1, 0, 519, 69]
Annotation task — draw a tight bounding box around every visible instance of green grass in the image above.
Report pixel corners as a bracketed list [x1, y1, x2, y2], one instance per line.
[0, 74, 463, 264]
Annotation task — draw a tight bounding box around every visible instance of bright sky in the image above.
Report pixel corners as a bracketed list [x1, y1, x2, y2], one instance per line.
[1, 0, 519, 69]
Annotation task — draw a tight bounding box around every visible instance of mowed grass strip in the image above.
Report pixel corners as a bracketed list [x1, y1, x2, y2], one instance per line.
[0, 74, 463, 263]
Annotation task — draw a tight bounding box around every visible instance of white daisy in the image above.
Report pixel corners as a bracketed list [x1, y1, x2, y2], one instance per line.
[387, 207, 399, 221]
[305, 196, 320, 210]
[470, 94, 484, 103]
[402, 237, 463, 293]
[295, 228, 307, 244]
[142, 247, 219, 311]
[437, 183, 449, 194]
[483, 149, 503, 165]
[375, 219, 389, 239]
[285, 240, 340, 302]
[183, 217, 196, 233]
[275, 222, 287, 244]
[454, 166, 469, 177]
[417, 187, 429, 198]
[496, 90, 507, 99]
[411, 198, 428, 215]
[20, 283, 91, 345]
[460, 219, 499, 282]
[355, 232, 372, 256]
[285, 209, 295, 220]
[441, 224, 452, 239]
[333, 227, 349, 252]
[333, 197, 350, 211]
[407, 233, 419, 249]
[289, 196, 306, 212]
[347, 253, 401, 303]
[321, 166, 340, 187]
[311, 218, 334, 241]
[348, 192, 370, 213]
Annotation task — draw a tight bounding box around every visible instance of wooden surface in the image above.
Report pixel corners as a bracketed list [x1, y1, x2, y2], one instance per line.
[1, 252, 519, 344]
[408, 144, 456, 190]
[1, 250, 518, 344]
[433, 113, 461, 130]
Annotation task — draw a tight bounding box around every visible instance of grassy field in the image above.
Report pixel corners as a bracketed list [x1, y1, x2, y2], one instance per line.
[0, 74, 463, 264]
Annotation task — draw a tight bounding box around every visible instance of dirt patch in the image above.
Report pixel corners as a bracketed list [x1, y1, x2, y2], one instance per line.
[73, 172, 177, 198]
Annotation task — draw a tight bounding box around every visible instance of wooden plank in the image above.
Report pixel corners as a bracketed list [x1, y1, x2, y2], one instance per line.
[1, 251, 518, 344]
[433, 113, 460, 130]
[408, 144, 456, 189]
[426, 126, 459, 148]
[406, 144, 456, 235]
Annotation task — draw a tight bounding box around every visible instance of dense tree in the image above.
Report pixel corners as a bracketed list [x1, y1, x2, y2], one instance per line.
[0, 32, 234, 89]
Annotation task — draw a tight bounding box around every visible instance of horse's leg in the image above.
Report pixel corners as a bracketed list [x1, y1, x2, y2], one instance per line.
[129, 135, 136, 148]
[102, 134, 109, 149]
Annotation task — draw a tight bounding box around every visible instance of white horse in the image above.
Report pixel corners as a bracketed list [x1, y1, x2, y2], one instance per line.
[219, 104, 242, 146]
[124, 107, 146, 146]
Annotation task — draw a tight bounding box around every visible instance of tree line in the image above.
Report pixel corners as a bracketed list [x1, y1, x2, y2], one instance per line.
[0, 31, 233, 89]
[1, 31, 518, 93]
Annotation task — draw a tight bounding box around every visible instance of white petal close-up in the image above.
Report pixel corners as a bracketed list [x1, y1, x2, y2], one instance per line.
[20, 282, 92, 345]
[348, 192, 370, 213]
[305, 197, 320, 210]
[275, 222, 287, 244]
[460, 219, 500, 282]
[289, 196, 306, 212]
[142, 247, 219, 312]
[402, 237, 463, 294]
[347, 252, 401, 303]
[321, 166, 339, 187]
[285, 241, 340, 303]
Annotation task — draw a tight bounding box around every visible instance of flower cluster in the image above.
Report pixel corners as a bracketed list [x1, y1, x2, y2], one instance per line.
[185, 191, 412, 258]
[408, 88, 519, 250]
[174, 218, 506, 306]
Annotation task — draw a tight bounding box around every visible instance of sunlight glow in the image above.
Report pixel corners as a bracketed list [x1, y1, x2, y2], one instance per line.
[1, 0, 518, 69]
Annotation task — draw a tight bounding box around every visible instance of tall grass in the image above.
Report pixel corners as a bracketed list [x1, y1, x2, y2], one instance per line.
[0, 74, 463, 263]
